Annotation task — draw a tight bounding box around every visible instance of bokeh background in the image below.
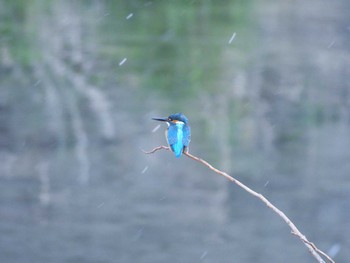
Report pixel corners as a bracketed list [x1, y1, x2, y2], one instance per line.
[1, 0, 349, 262]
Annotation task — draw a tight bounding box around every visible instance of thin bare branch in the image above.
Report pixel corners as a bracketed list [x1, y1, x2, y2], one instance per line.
[144, 146, 335, 263]
[141, 145, 170, 154]
[291, 231, 335, 263]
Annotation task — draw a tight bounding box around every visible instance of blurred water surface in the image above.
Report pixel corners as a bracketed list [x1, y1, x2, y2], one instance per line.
[0, 0, 349, 262]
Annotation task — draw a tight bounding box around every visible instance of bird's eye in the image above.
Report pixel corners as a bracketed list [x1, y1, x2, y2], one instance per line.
[168, 118, 172, 121]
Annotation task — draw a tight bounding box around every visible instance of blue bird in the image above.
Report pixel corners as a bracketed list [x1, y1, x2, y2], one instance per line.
[152, 113, 191, 158]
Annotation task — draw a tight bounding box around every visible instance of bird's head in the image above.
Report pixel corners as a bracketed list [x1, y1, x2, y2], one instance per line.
[152, 113, 189, 125]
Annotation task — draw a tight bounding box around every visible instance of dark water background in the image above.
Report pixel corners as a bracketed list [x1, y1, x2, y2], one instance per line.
[0, 0, 349, 262]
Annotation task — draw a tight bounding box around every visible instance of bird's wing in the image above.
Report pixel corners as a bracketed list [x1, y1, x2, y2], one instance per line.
[167, 125, 184, 157]
[182, 125, 191, 147]
[167, 125, 178, 146]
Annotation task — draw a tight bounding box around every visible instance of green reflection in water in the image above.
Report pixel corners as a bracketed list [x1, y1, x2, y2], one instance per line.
[98, 0, 255, 101]
[0, 0, 31, 65]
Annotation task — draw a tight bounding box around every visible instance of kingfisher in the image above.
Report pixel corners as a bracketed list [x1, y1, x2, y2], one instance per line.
[152, 113, 191, 158]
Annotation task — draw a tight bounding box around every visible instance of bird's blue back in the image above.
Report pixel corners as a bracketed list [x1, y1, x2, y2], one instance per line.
[167, 122, 191, 158]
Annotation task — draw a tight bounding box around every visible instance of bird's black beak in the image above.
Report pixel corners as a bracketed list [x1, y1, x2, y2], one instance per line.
[152, 117, 168, 122]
